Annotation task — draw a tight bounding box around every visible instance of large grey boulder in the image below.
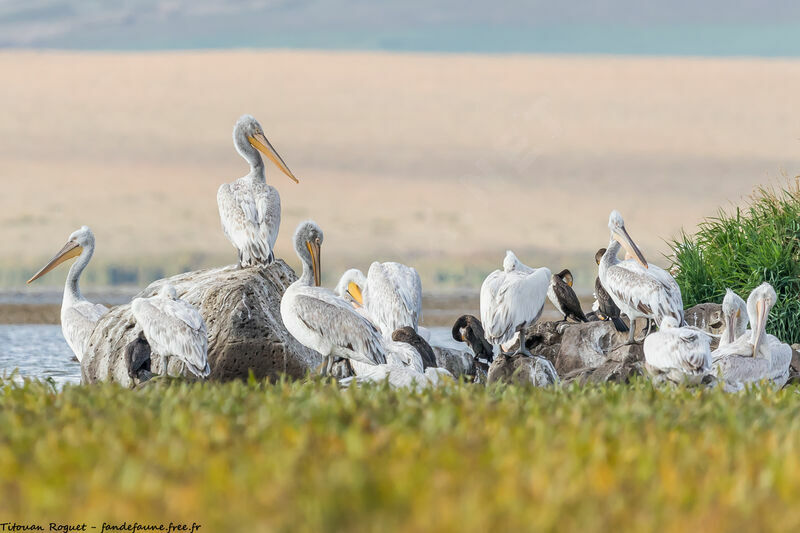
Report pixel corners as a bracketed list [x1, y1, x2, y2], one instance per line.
[487, 354, 559, 386]
[81, 261, 322, 386]
[554, 320, 634, 375]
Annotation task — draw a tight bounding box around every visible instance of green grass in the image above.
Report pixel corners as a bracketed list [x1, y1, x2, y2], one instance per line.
[669, 180, 800, 344]
[2, 378, 800, 532]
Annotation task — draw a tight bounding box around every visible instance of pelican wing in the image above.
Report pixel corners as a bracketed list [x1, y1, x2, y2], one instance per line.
[132, 297, 209, 377]
[62, 302, 109, 360]
[293, 289, 386, 365]
[366, 262, 423, 335]
[480, 267, 550, 346]
[217, 181, 280, 265]
[385, 340, 425, 373]
[644, 328, 710, 375]
[605, 261, 683, 323]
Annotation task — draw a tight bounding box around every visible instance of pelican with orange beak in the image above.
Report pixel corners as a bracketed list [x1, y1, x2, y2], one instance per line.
[26, 226, 109, 362]
[598, 210, 684, 345]
[711, 283, 792, 389]
[217, 114, 299, 268]
[280, 221, 386, 376]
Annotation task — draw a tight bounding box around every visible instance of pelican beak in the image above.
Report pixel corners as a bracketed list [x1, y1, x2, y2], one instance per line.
[306, 240, 321, 287]
[614, 226, 648, 269]
[27, 240, 83, 284]
[347, 281, 364, 306]
[248, 132, 299, 183]
[751, 299, 767, 357]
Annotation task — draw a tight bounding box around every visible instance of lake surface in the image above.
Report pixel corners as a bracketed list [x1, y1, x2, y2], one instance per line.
[0, 325, 81, 387]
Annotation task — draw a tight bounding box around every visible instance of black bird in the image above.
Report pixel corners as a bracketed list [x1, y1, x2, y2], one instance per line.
[452, 315, 494, 363]
[547, 269, 588, 323]
[392, 326, 437, 370]
[126, 330, 155, 383]
[593, 248, 629, 333]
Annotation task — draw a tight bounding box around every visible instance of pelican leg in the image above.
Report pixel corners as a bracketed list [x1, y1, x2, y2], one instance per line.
[514, 326, 533, 357]
[326, 356, 335, 376]
[319, 355, 330, 376]
[624, 317, 637, 345]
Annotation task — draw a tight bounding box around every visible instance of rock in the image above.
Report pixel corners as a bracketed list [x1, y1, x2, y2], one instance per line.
[81, 261, 322, 386]
[523, 321, 564, 365]
[562, 360, 644, 385]
[684, 303, 724, 334]
[554, 321, 631, 375]
[792, 344, 800, 372]
[433, 345, 474, 377]
[487, 354, 559, 386]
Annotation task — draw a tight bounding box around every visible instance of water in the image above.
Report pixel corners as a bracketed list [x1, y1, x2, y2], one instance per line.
[0, 325, 81, 387]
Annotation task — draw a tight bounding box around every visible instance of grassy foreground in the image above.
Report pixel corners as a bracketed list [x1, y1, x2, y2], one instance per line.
[2, 378, 800, 532]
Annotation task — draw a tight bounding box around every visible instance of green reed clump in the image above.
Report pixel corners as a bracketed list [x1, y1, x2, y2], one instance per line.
[669, 180, 800, 344]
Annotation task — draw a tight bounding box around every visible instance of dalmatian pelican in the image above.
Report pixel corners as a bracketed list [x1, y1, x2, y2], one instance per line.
[217, 114, 299, 268]
[480, 250, 551, 355]
[643, 317, 712, 385]
[334, 262, 422, 338]
[598, 210, 684, 344]
[280, 221, 386, 375]
[711, 283, 792, 389]
[719, 288, 748, 347]
[131, 284, 210, 379]
[27, 226, 108, 362]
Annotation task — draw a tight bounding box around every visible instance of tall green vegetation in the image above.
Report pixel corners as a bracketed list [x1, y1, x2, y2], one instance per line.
[669, 180, 800, 343]
[2, 378, 800, 531]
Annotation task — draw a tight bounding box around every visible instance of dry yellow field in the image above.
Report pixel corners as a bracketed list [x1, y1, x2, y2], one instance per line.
[1, 50, 799, 287]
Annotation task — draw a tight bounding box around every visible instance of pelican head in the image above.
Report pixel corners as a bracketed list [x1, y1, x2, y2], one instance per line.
[607, 210, 648, 268]
[234, 114, 299, 183]
[294, 220, 323, 287]
[502, 250, 522, 272]
[556, 269, 574, 287]
[747, 282, 777, 357]
[335, 269, 366, 306]
[159, 284, 178, 300]
[28, 226, 94, 284]
[721, 288, 747, 344]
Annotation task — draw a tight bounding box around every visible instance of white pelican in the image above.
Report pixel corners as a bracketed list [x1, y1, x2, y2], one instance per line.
[334, 263, 423, 338]
[598, 211, 684, 344]
[131, 284, 210, 379]
[340, 365, 453, 390]
[217, 114, 299, 268]
[711, 283, 792, 389]
[480, 251, 550, 355]
[643, 317, 711, 385]
[280, 221, 386, 375]
[719, 288, 748, 347]
[27, 226, 108, 362]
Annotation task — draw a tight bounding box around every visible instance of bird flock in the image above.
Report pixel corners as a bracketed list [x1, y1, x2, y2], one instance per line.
[25, 115, 793, 391]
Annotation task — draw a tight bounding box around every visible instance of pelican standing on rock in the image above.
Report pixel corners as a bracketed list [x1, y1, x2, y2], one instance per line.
[218, 114, 299, 268]
[27, 226, 108, 362]
[480, 251, 550, 355]
[711, 283, 792, 389]
[281, 221, 386, 375]
[131, 284, 211, 379]
[547, 269, 588, 323]
[598, 211, 684, 344]
[643, 317, 711, 385]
